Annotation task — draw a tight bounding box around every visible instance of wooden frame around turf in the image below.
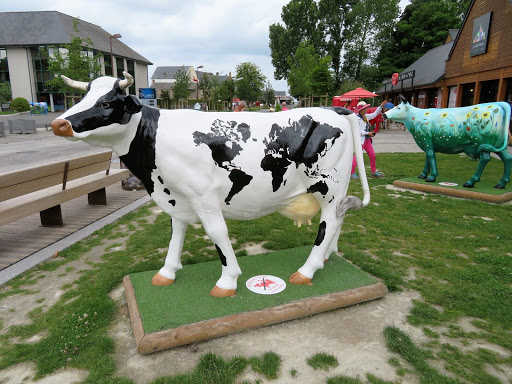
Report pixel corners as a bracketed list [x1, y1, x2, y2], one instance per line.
[393, 180, 512, 203]
[123, 275, 388, 355]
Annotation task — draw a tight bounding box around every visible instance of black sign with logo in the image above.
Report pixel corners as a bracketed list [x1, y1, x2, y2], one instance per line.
[470, 12, 492, 57]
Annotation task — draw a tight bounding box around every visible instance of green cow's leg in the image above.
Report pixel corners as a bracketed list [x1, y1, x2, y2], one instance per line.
[425, 148, 438, 182]
[464, 152, 490, 188]
[418, 157, 430, 179]
[495, 149, 512, 189]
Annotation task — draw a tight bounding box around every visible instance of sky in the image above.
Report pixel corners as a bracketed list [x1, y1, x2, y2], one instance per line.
[3, 0, 411, 93]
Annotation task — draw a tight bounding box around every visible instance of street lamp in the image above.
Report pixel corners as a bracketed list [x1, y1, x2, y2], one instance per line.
[196, 65, 203, 100]
[109, 33, 122, 76]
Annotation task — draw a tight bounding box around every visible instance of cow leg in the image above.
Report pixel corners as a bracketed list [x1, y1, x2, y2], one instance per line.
[197, 210, 242, 297]
[290, 196, 361, 285]
[324, 226, 341, 262]
[464, 152, 490, 188]
[152, 218, 188, 285]
[425, 148, 438, 182]
[494, 149, 512, 189]
[418, 157, 430, 179]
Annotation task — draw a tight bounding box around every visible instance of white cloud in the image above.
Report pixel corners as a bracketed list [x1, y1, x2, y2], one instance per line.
[3, 0, 289, 90]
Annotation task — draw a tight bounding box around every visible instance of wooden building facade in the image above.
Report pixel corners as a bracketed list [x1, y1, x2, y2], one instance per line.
[442, 0, 512, 107]
[378, 0, 512, 109]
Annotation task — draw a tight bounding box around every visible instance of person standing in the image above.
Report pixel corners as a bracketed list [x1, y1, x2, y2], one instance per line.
[281, 102, 289, 111]
[382, 100, 394, 129]
[351, 100, 387, 179]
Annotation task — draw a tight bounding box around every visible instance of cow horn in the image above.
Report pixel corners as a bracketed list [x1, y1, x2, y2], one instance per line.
[61, 75, 89, 92]
[119, 72, 134, 90]
[398, 95, 408, 104]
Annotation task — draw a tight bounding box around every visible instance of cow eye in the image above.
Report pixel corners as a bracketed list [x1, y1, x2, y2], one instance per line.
[100, 101, 110, 108]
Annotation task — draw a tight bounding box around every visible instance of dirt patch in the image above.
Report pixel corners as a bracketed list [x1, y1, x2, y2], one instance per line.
[110, 286, 423, 384]
[0, 363, 88, 384]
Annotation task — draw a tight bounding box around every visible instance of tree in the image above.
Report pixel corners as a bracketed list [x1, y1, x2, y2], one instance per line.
[217, 77, 236, 104]
[11, 97, 30, 112]
[45, 19, 102, 95]
[160, 90, 171, 109]
[0, 82, 11, 104]
[199, 73, 213, 103]
[318, 0, 354, 90]
[376, 0, 470, 76]
[310, 59, 332, 95]
[341, 0, 400, 81]
[172, 68, 192, 101]
[269, 0, 324, 81]
[287, 41, 318, 99]
[287, 41, 332, 99]
[235, 62, 266, 103]
[261, 82, 276, 106]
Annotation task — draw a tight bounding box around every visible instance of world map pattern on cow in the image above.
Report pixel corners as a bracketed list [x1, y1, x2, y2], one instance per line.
[260, 115, 343, 196]
[193, 119, 253, 205]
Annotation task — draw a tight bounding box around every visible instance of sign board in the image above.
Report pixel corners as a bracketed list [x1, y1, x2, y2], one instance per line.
[246, 275, 286, 295]
[470, 12, 492, 57]
[391, 73, 399, 86]
[138, 88, 157, 107]
[138, 88, 156, 100]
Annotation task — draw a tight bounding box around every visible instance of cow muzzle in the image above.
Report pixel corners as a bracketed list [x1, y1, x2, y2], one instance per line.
[51, 119, 74, 137]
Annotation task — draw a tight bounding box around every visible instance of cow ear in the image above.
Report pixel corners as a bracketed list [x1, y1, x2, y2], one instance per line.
[125, 95, 143, 114]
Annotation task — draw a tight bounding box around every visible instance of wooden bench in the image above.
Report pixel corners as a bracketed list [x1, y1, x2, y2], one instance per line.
[0, 152, 130, 227]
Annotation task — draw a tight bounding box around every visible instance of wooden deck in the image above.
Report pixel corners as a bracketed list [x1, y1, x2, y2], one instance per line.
[0, 183, 147, 271]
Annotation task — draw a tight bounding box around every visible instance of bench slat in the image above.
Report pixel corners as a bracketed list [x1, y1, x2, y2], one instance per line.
[0, 169, 130, 226]
[0, 151, 112, 189]
[0, 152, 113, 202]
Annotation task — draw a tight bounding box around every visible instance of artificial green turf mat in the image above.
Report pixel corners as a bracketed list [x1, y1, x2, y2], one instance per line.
[398, 176, 510, 195]
[129, 246, 378, 334]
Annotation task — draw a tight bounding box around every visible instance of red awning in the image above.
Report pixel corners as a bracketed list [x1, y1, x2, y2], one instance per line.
[339, 87, 378, 98]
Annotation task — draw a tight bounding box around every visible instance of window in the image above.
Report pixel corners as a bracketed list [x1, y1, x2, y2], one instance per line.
[116, 56, 125, 79]
[104, 55, 112, 76]
[479, 79, 499, 103]
[31, 46, 53, 93]
[505, 78, 512, 103]
[0, 48, 9, 83]
[126, 60, 135, 95]
[460, 83, 475, 107]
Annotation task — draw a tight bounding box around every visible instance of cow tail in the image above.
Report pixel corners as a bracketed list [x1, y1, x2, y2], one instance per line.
[348, 113, 370, 207]
[477, 102, 511, 154]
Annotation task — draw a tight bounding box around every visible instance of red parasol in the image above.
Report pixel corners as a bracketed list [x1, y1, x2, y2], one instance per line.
[339, 87, 378, 98]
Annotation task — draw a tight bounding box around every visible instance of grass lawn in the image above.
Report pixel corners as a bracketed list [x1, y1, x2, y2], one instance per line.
[0, 152, 510, 383]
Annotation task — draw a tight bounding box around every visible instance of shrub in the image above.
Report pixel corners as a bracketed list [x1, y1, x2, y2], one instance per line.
[11, 97, 30, 112]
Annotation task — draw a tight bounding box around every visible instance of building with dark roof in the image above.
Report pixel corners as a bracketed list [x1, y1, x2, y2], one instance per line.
[150, 66, 231, 100]
[0, 11, 152, 111]
[378, 39, 455, 108]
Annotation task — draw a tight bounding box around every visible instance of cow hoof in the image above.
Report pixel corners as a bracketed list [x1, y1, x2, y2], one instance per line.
[210, 286, 236, 297]
[418, 175, 427, 179]
[151, 273, 175, 286]
[289, 272, 313, 286]
[463, 182, 474, 188]
[494, 184, 505, 189]
[426, 178, 435, 183]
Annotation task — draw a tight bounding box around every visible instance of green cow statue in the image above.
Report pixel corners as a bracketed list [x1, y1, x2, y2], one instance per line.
[384, 96, 512, 189]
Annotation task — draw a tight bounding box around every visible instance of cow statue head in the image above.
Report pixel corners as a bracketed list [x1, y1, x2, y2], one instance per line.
[383, 95, 409, 122]
[51, 72, 143, 152]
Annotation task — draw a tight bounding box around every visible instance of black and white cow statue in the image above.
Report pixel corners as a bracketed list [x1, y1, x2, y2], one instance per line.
[51, 72, 370, 297]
